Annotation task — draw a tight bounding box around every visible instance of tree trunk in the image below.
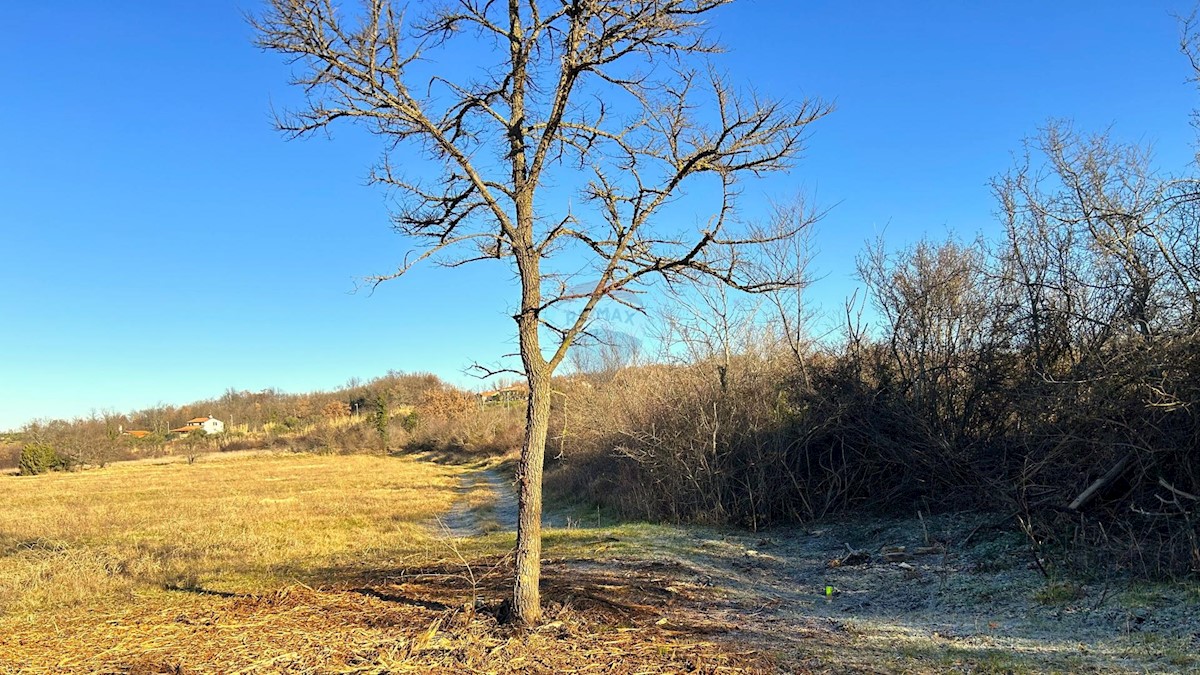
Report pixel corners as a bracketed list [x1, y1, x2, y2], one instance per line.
[512, 219, 548, 624]
[513, 359, 551, 625]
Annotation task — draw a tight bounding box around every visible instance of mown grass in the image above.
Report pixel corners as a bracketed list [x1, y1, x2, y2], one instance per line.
[0, 453, 466, 672]
[0, 452, 766, 674]
[0, 452, 460, 617]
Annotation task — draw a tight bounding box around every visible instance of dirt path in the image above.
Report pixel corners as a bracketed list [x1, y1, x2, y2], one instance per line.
[439, 467, 520, 537]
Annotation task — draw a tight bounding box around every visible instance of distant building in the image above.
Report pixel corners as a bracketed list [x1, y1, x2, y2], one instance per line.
[121, 429, 153, 439]
[479, 383, 528, 404]
[170, 416, 225, 435]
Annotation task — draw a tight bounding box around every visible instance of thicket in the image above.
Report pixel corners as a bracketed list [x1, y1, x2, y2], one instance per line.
[547, 123, 1200, 579]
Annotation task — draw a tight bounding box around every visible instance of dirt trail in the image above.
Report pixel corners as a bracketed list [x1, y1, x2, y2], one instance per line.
[439, 467, 520, 537]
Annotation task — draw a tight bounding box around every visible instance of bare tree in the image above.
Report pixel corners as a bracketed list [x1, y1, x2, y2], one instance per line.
[253, 0, 828, 624]
[566, 326, 643, 380]
[857, 235, 1009, 468]
[753, 196, 824, 385]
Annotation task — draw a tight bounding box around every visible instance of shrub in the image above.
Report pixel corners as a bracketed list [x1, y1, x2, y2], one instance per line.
[322, 400, 351, 420]
[415, 387, 476, 421]
[19, 443, 59, 476]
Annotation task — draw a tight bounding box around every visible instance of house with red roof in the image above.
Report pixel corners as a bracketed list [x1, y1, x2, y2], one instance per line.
[170, 416, 225, 435]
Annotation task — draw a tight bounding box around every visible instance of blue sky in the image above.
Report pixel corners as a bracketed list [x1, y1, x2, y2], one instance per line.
[1, 0, 1196, 430]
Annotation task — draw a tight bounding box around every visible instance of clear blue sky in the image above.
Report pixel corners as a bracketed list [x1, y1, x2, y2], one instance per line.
[1, 1, 1196, 431]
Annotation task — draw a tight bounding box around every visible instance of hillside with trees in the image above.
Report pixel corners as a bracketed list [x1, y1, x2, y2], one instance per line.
[2, 372, 523, 473]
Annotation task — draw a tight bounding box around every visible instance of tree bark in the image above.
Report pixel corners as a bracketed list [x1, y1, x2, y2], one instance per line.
[513, 360, 551, 625]
[512, 181, 547, 624]
[513, 236, 548, 624]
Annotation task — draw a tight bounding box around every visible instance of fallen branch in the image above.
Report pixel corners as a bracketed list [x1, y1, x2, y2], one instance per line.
[1068, 453, 1132, 511]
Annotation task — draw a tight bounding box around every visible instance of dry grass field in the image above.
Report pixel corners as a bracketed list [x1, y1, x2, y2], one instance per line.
[4, 451, 1196, 674]
[0, 452, 762, 674]
[0, 453, 459, 613]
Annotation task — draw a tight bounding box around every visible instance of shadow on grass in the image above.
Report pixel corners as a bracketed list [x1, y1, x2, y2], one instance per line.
[396, 443, 512, 467]
[281, 550, 715, 631]
[350, 587, 453, 611]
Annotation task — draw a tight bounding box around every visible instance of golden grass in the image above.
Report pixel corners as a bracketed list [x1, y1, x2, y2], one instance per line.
[0, 453, 768, 674]
[0, 453, 458, 615]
